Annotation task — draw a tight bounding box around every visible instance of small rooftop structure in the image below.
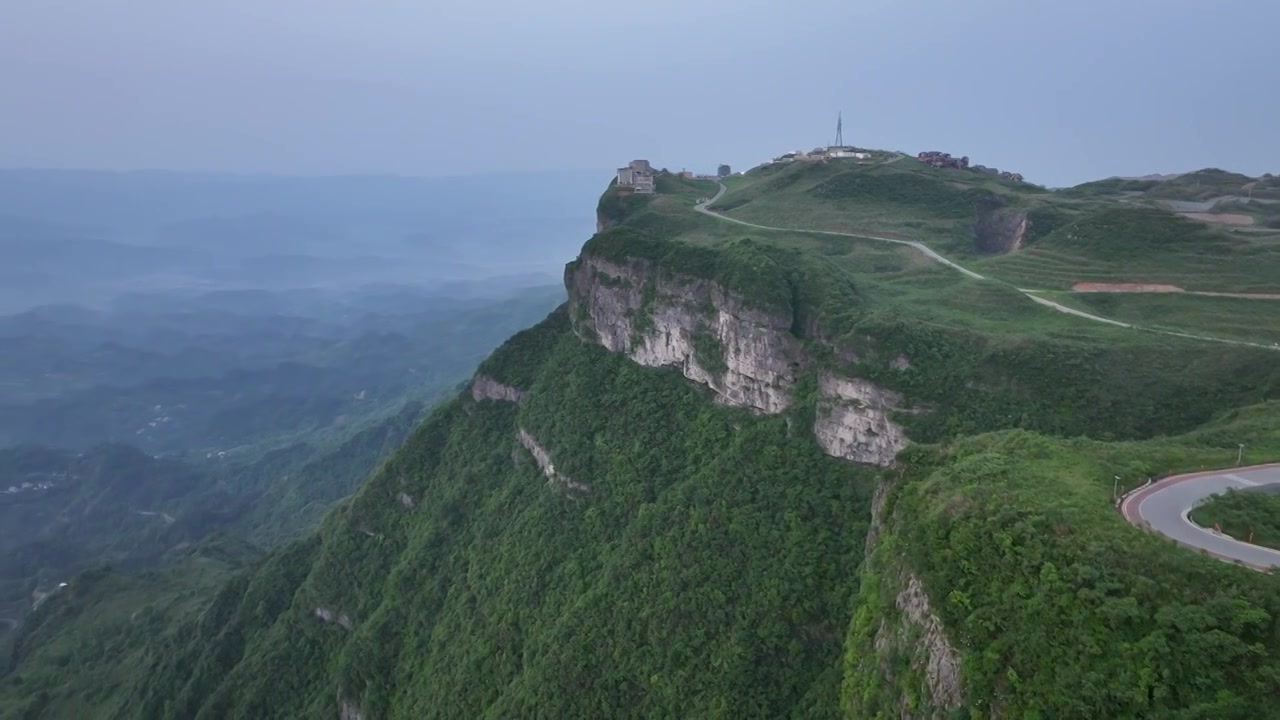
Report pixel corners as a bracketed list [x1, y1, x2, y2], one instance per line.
[826, 147, 870, 160]
[917, 151, 969, 170]
[617, 159, 655, 194]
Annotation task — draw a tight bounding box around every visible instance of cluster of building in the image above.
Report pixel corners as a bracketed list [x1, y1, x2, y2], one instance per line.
[987, 167, 1026, 183]
[916, 151, 1025, 183]
[616, 159, 656, 194]
[917, 150, 969, 170]
[616, 161, 733, 193]
[4, 480, 54, 494]
[767, 146, 871, 166]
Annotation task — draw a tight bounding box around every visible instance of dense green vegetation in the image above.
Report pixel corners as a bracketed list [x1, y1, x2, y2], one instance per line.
[848, 404, 1280, 719]
[1147, 169, 1259, 201]
[104, 322, 875, 719]
[1059, 176, 1165, 198]
[0, 285, 565, 453]
[809, 170, 996, 219]
[4, 155, 1280, 719]
[0, 282, 566, 672]
[0, 402, 425, 637]
[1191, 488, 1280, 550]
[0, 537, 258, 718]
[1037, 207, 1228, 259]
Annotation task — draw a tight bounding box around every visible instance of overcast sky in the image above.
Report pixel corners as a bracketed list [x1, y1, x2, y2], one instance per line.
[2, 0, 1276, 186]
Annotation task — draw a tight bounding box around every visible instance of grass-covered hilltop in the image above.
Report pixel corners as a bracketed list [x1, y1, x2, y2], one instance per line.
[4, 151, 1280, 720]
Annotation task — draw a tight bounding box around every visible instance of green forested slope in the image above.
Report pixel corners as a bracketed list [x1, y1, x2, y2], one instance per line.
[113, 310, 876, 719]
[1, 537, 260, 718]
[848, 405, 1280, 719]
[3, 167, 1280, 720]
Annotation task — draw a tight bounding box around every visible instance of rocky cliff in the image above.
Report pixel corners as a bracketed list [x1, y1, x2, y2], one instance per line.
[565, 252, 917, 466]
[567, 254, 804, 415]
[471, 374, 527, 403]
[846, 477, 965, 719]
[973, 197, 1029, 254]
[885, 573, 964, 714]
[517, 427, 591, 494]
[814, 374, 908, 468]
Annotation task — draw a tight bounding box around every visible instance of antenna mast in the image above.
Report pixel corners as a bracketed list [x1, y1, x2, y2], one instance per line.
[834, 112, 844, 147]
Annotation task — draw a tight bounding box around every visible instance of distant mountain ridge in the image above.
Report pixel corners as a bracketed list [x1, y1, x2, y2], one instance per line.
[0, 168, 603, 312]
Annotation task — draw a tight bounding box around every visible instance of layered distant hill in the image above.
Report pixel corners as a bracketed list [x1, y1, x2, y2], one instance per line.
[0, 168, 605, 312]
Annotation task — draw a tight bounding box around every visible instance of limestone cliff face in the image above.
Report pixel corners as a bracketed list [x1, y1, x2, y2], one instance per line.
[566, 255, 804, 414]
[339, 698, 363, 720]
[814, 375, 908, 467]
[517, 428, 591, 494]
[886, 574, 965, 714]
[471, 375, 526, 403]
[973, 198, 1029, 254]
[314, 607, 353, 631]
[855, 479, 966, 719]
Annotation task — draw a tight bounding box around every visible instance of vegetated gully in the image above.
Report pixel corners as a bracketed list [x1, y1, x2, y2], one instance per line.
[695, 183, 1279, 352]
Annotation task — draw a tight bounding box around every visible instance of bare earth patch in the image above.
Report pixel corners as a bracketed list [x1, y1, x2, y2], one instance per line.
[1180, 212, 1255, 226]
[1072, 282, 1185, 293]
[1071, 282, 1280, 300]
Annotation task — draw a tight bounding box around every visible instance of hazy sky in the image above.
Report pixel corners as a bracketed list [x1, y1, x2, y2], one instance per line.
[3, 0, 1277, 186]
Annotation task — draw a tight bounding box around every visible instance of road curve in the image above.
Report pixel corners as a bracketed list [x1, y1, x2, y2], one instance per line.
[696, 182, 1279, 351]
[1121, 463, 1280, 571]
[695, 186, 984, 279]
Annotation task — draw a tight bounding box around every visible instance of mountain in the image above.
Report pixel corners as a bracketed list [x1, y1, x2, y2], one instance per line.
[0, 281, 568, 654]
[0, 284, 565, 452]
[0, 400, 427, 643]
[3, 158, 1280, 719]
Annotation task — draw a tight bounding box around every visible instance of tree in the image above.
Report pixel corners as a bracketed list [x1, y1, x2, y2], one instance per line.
[717, 164, 731, 178]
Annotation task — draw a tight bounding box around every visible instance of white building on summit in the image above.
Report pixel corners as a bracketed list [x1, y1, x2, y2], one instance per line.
[616, 159, 655, 194]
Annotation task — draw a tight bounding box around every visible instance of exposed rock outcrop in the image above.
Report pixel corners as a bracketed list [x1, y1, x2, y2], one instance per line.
[517, 428, 591, 494]
[890, 574, 964, 713]
[856, 475, 965, 719]
[864, 480, 893, 559]
[567, 255, 804, 414]
[813, 375, 908, 466]
[314, 607, 353, 631]
[339, 698, 363, 720]
[396, 492, 415, 509]
[973, 198, 1029, 254]
[471, 375, 527, 403]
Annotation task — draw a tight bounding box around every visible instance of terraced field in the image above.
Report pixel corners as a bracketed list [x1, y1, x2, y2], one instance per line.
[1054, 292, 1280, 346]
[973, 237, 1280, 293]
[710, 158, 1280, 346]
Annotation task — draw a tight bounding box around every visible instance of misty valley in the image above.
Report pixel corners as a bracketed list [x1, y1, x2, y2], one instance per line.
[0, 169, 595, 688]
[3, 2, 1280, 715]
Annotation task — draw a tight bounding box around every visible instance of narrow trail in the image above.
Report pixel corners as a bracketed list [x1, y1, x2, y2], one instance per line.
[695, 183, 1279, 352]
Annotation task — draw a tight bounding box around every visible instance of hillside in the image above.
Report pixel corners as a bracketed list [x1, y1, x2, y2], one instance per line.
[0, 284, 565, 453]
[3, 164, 1280, 719]
[715, 158, 1280, 345]
[0, 283, 567, 662]
[0, 407, 422, 644]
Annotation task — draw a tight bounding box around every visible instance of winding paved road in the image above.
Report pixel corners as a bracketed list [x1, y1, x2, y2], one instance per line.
[695, 183, 1279, 351]
[1121, 463, 1280, 571]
